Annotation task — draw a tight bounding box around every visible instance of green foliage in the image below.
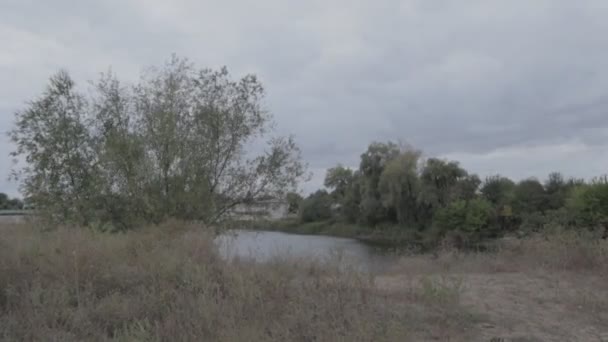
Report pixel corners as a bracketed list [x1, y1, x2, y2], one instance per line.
[302, 139, 608, 247]
[324, 165, 354, 199]
[378, 148, 422, 226]
[433, 199, 495, 241]
[453, 174, 481, 201]
[299, 190, 333, 223]
[420, 158, 468, 206]
[341, 172, 363, 223]
[567, 178, 608, 234]
[513, 178, 546, 214]
[0, 193, 24, 210]
[10, 57, 306, 229]
[544, 172, 567, 209]
[480, 175, 515, 206]
[285, 192, 303, 214]
[358, 142, 401, 225]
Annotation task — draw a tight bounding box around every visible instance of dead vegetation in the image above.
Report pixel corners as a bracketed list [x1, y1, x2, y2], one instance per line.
[1, 222, 607, 341]
[0, 222, 406, 341]
[377, 231, 608, 341]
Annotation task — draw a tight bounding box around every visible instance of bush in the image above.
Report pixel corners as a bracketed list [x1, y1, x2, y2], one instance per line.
[567, 179, 608, 236]
[432, 199, 495, 247]
[299, 190, 333, 223]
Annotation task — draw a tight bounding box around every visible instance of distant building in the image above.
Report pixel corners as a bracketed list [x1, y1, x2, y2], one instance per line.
[229, 199, 289, 221]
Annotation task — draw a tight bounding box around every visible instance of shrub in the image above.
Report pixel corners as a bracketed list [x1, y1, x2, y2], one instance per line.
[567, 179, 608, 236]
[432, 198, 495, 247]
[299, 190, 333, 223]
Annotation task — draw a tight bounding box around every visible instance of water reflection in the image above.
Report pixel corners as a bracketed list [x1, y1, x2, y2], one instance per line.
[215, 230, 393, 273]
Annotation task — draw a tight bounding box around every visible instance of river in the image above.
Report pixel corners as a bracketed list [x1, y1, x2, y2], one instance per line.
[0, 217, 397, 273]
[215, 230, 396, 274]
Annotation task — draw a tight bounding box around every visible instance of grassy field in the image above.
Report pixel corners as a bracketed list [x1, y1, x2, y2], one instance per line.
[1, 221, 607, 341]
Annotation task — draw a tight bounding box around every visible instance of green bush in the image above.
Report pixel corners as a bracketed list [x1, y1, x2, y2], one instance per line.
[432, 198, 495, 246]
[299, 190, 333, 223]
[567, 179, 608, 235]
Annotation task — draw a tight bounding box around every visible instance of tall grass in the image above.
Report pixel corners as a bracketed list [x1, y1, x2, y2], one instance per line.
[3, 221, 606, 341]
[0, 221, 410, 341]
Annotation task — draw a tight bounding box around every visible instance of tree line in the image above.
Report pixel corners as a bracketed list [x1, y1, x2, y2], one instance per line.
[9, 56, 306, 230]
[9, 56, 607, 240]
[0, 193, 23, 210]
[296, 142, 608, 247]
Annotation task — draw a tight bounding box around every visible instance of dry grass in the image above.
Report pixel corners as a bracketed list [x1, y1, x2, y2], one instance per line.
[2, 222, 607, 341]
[379, 230, 608, 341]
[0, 221, 411, 341]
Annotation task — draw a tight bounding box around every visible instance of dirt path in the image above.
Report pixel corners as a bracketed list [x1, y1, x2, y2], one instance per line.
[376, 271, 608, 341]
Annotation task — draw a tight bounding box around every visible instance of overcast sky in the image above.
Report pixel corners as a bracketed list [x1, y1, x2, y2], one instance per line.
[2, 0, 608, 196]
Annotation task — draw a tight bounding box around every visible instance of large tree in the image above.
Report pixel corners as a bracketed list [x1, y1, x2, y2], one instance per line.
[10, 56, 306, 228]
[378, 148, 422, 226]
[358, 142, 401, 225]
[419, 158, 468, 209]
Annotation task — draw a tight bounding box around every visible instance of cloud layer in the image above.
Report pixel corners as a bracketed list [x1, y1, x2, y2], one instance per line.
[2, 0, 608, 195]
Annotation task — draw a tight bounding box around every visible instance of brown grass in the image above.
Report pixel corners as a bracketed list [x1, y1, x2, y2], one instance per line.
[2, 222, 607, 341]
[0, 221, 411, 341]
[378, 230, 608, 341]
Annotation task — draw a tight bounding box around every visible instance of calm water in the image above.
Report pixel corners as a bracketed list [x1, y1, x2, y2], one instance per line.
[215, 230, 395, 273]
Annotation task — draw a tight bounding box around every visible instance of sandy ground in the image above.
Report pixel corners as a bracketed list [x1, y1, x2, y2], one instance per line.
[376, 265, 608, 341]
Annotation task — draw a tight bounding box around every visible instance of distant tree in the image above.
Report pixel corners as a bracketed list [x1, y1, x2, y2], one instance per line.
[9, 198, 24, 210]
[378, 148, 422, 226]
[543, 172, 580, 211]
[513, 178, 547, 214]
[567, 177, 608, 237]
[432, 198, 495, 247]
[0, 193, 7, 209]
[358, 142, 401, 225]
[299, 190, 333, 223]
[453, 174, 482, 201]
[324, 165, 354, 199]
[0, 193, 25, 210]
[480, 175, 515, 207]
[341, 172, 363, 223]
[285, 192, 303, 214]
[420, 158, 468, 207]
[416, 159, 463, 221]
[545, 172, 565, 194]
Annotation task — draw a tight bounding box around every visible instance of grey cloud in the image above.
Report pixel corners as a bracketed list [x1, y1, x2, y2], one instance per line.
[2, 0, 608, 195]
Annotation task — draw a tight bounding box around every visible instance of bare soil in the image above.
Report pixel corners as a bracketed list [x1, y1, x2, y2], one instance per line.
[376, 255, 608, 342]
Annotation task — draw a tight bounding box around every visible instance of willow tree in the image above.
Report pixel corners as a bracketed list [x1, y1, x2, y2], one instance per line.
[10, 71, 99, 225]
[10, 56, 306, 228]
[324, 164, 354, 199]
[358, 142, 401, 225]
[378, 147, 422, 226]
